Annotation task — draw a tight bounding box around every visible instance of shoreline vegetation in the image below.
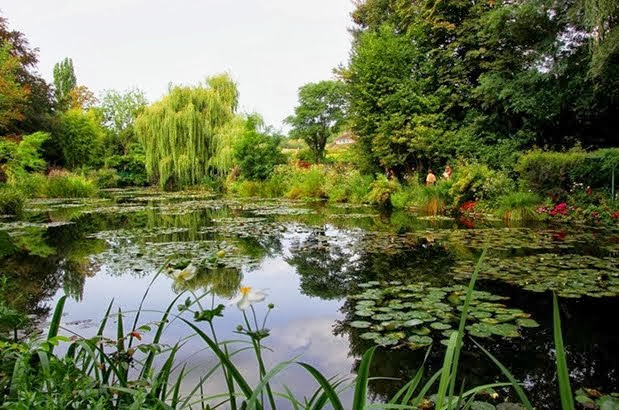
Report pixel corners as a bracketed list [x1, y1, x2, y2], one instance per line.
[1, 254, 616, 409]
[1, 0, 618, 406]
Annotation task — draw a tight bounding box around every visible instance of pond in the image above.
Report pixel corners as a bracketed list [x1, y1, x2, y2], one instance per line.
[1, 189, 618, 408]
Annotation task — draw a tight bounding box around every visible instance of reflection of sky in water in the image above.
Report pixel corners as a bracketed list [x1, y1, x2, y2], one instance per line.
[6, 194, 617, 408]
[53, 253, 356, 404]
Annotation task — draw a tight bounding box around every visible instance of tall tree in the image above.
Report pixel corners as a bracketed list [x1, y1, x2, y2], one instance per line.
[285, 80, 347, 163]
[0, 15, 53, 135]
[135, 74, 242, 189]
[57, 109, 104, 168]
[100, 88, 147, 155]
[0, 44, 29, 131]
[53, 57, 76, 111]
[344, 0, 618, 172]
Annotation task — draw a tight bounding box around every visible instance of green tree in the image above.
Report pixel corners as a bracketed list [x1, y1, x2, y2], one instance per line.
[0, 44, 29, 131]
[0, 15, 54, 135]
[0, 132, 49, 182]
[100, 88, 147, 155]
[57, 109, 104, 168]
[233, 115, 285, 181]
[53, 57, 76, 111]
[341, 25, 448, 174]
[345, 0, 618, 172]
[285, 80, 347, 163]
[135, 74, 241, 189]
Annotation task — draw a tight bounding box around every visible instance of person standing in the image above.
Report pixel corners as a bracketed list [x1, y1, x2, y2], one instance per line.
[426, 169, 437, 186]
[443, 165, 453, 180]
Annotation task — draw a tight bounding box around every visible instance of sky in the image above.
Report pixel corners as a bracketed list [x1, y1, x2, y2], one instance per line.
[1, 0, 355, 131]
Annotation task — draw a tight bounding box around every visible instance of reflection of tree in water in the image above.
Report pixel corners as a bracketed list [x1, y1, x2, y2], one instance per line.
[171, 265, 244, 299]
[287, 230, 455, 300]
[0, 217, 106, 334]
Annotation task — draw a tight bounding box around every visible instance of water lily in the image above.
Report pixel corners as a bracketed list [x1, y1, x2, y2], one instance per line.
[168, 263, 197, 282]
[230, 286, 267, 310]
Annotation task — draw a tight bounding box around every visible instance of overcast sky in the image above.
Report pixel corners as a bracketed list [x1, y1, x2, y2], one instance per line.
[1, 0, 355, 131]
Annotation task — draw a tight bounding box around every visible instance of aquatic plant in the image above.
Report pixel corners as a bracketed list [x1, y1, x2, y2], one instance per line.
[347, 281, 538, 348]
[0, 253, 609, 409]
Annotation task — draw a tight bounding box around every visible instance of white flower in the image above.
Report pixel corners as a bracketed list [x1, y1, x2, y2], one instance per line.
[168, 263, 197, 282]
[230, 286, 268, 311]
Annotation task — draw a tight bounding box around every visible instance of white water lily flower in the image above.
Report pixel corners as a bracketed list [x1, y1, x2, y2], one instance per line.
[169, 264, 197, 282]
[230, 286, 268, 311]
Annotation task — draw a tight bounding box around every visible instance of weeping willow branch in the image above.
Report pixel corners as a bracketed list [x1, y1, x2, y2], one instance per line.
[135, 74, 242, 189]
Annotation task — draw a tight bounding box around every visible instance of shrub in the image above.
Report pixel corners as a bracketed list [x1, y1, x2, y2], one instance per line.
[57, 109, 105, 168]
[449, 163, 514, 207]
[87, 168, 120, 189]
[0, 186, 25, 215]
[284, 166, 327, 199]
[233, 124, 285, 181]
[324, 168, 373, 203]
[12, 173, 46, 197]
[496, 191, 542, 221]
[516, 148, 619, 197]
[367, 175, 400, 207]
[45, 171, 97, 198]
[105, 154, 148, 187]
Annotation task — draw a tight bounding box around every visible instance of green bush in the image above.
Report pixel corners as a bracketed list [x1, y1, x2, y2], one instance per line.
[324, 168, 373, 203]
[495, 191, 542, 221]
[449, 163, 514, 207]
[367, 175, 400, 207]
[87, 168, 120, 189]
[12, 173, 47, 197]
[284, 166, 327, 199]
[516, 148, 619, 197]
[105, 154, 148, 187]
[233, 124, 285, 181]
[45, 171, 97, 198]
[0, 186, 25, 215]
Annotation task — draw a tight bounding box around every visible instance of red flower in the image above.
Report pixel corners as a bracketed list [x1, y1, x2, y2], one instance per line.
[550, 202, 568, 216]
[460, 201, 477, 212]
[612, 212, 619, 220]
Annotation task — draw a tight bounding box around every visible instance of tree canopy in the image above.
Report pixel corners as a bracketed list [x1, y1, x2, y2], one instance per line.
[53, 58, 76, 111]
[285, 80, 347, 163]
[136, 74, 242, 189]
[342, 0, 619, 174]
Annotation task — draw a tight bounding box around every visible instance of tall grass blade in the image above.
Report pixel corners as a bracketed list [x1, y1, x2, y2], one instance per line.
[246, 358, 296, 409]
[352, 345, 377, 410]
[435, 332, 458, 409]
[128, 258, 170, 349]
[297, 362, 344, 410]
[411, 369, 441, 407]
[553, 293, 574, 410]
[471, 338, 533, 409]
[181, 319, 256, 403]
[447, 249, 487, 404]
[47, 295, 67, 353]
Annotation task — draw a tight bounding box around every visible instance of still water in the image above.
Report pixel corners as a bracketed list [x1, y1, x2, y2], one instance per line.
[1, 189, 617, 408]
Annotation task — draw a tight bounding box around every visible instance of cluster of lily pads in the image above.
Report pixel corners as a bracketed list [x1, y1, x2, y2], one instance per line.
[450, 253, 619, 298]
[348, 281, 538, 349]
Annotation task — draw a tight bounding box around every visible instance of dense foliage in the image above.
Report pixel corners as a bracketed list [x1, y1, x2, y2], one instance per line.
[233, 115, 285, 181]
[285, 80, 347, 163]
[136, 74, 242, 189]
[342, 0, 618, 173]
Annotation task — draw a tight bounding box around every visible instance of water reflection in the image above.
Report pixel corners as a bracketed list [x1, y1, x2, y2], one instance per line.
[0, 191, 617, 408]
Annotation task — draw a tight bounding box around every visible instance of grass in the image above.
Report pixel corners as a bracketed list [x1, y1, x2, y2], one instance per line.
[0, 185, 25, 215]
[0, 253, 582, 409]
[44, 171, 98, 198]
[496, 191, 542, 221]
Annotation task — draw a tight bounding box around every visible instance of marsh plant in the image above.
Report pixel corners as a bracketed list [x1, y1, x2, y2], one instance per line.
[0, 254, 611, 409]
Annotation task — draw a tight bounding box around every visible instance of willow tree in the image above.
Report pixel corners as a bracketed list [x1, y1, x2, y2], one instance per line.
[135, 74, 241, 189]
